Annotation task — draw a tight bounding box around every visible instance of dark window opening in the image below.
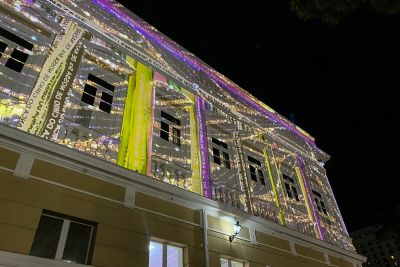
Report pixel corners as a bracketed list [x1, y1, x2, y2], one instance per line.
[282, 174, 300, 202]
[284, 183, 293, 198]
[248, 156, 261, 166]
[249, 165, 257, 182]
[312, 190, 322, 198]
[82, 75, 114, 113]
[258, 170, 266, 185]
[30, 215, 63, 259]
[160, 121, 169, 141]
[248, 156, 265, 186]
[81, 93, 95, 106]
[211, 137, 230, 169]
[10, 48, 29, 62]
[213, 147, 221, 165]
[312, 190, 328, 215]
[0, 27, 34, 50]
[88, 73, 114, 92]
[101, 92, 113, 104]
[161, 111, 180, 125]
[84, 84, 97, 96]
[283, 174, 295, 184]
[172, 127, 181, 146]
[5, 57, 24, 72]
[212, 137, 228, 149]
[315, 198, 322, 212]
[99, 101, 111, 113]
[5, 48, 29, 72]
[160, 111, 181, 146]
[222, 151, 230, 169]
[0, 41, 7, 57]
[30, 210, 96, 265]
[292, 186, 300, 201]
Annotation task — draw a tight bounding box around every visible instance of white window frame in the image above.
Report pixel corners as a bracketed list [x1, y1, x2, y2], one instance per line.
[149, 240, 184, 267]
[32, 211, 95, 264]
[220, 257, 247, 267]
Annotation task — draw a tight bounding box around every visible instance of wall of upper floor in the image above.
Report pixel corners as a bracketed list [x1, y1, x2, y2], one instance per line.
[0, 0, 352, 251]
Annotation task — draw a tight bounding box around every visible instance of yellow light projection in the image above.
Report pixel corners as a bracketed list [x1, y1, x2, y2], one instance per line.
[182, 88, 202, 195]
[117, 56, 153, 174]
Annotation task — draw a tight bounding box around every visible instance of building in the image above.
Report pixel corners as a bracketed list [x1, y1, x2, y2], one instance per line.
[352, 221, 400, 266]
[0, 0, 365, 266]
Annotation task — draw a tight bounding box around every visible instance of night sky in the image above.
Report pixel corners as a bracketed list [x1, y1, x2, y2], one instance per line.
[117, 1, 400, 232]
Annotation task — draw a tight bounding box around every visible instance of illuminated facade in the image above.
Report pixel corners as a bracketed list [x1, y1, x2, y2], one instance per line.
[0, 1, 365, 266]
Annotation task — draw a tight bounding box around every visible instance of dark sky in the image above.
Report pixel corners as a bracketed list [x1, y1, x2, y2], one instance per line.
[117, 0, 400, 232]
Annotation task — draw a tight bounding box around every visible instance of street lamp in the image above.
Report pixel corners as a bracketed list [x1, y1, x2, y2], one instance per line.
[229, 221, 242, 242]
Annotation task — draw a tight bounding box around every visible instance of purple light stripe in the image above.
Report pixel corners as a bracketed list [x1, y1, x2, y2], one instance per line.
[297, 156, 324, 240]
[92, 0, 316, 146]
[195, 96, 212, 198]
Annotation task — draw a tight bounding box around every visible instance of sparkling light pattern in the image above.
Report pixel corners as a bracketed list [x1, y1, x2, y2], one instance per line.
[91, 0, 316, 145]
[296, 156, 324, 240]
[196, 96, 212, 198]
[0, 0, 355, 251]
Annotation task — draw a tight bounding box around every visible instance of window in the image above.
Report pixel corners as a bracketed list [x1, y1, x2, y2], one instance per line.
[81, 84, 96, 105]
[5, 48, 29, 72]
[282, 174, 300, 201]
[30, 210, 96, 264]
[0, 41, 7, 58]
[247, 156, 265, 185]
[149, 240, 183, 267]
[212, 137, 231, 169]
[312, 190, 328, 215]
[160, 111, 181, 146]
[220, 258, 245, 267]
[81, 73, 114, 113]
[0, 27, 33, 72]
[0, 27, 34, 51]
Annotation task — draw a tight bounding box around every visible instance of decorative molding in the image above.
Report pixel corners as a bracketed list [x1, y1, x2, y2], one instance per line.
[124, 187, 136, 209]
[249, 227, 258, 245]
[324, 252, 331, 265]
[13, 153, 35, 179]
[289, 241, 297, 256]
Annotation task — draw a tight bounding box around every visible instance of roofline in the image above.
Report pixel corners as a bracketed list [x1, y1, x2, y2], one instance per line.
[93, 0, 317, 146]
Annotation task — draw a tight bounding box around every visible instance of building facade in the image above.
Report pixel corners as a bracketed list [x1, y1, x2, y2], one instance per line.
[0, 0, 365, 266]
[352, 224, 400, 267]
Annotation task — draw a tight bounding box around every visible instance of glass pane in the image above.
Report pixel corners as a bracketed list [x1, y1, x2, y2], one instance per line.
[81, 93, 95, 106]
[213, 148, 221, 165]
[220, 258, 229, 267]
[30, 215, 63, 259]
[5, 57, 24, 72]
[167, 245, 183, 267]
[99, 101, 112, 113]
[160, 121, 169, 141]
[172, 127, 181, 146]
[231, 260, 244, 267]
[223, 152, 230, 169]
[149, 241, 163, 267]
[10, 49, 29, 62]
[250, 172, 257, 182]
[101, 92, 113, 104]
[62, 222, 93, 264]
[84, 83, 97, 96]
